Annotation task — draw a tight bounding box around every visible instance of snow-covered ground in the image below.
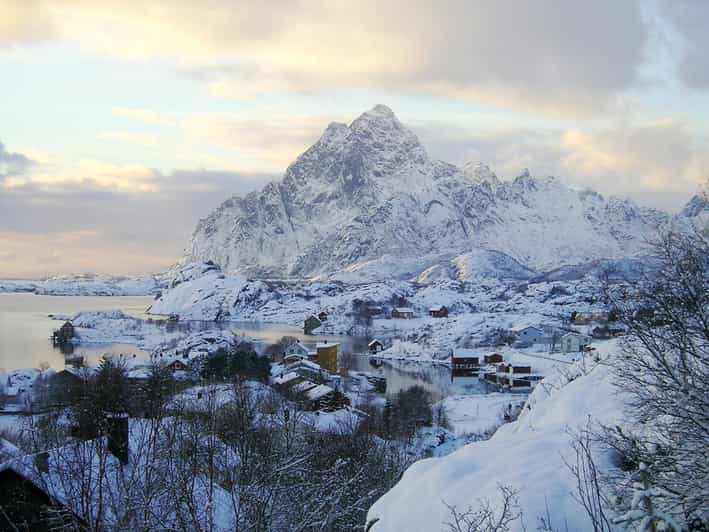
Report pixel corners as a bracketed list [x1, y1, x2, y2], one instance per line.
[367, 341, 626, 531]
[67, 310, 181, 351]
[439, 392, 525, 438]
[0, 273, 164, 296]
[148, 261, 607, 357]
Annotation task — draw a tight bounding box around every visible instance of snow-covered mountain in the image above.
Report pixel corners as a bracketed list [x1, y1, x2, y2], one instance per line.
[0, 273, 165, 296]
[185, 105, 680, 280]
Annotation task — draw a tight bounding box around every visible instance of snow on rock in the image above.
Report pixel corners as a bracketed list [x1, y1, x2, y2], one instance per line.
[152, 328, 250, 363]
[149, 261, 249, 321]
[0, 280, 36, 293]
[438, 393, 525, 437]
[184, 105, 670, 280]
[67, 310, 181, 351]
[0, 274, 164, 295]
[367, 345, 627, 531]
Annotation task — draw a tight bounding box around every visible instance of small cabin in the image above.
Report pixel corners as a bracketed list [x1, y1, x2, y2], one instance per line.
[560, 332, 592, 353]
[285, 341, 309, 359]
[512, 326, 544, 346]
[429, 306, 449, 318]
[510, 365, 532, 374]
[167, 360, 189, 372]
[366, 305, 383, 316]
[573, 312, 609, 325]
[451, 349, 480, 376]
[304, 315, 322, 334]
[304, 384, 341, 411]
[483, 353, 504, 364]
[391, 307, 414, 319]
[368, 339, 384, 354]
[52, 321, 75, 343]
[591, 326, 611, 339]
[0, 465, 83, 531]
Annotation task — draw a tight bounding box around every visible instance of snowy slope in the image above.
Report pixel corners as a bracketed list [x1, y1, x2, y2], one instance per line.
[184, 105, 668, 279]
[0, 273, 164, 295]
[367, 344, 627, 531]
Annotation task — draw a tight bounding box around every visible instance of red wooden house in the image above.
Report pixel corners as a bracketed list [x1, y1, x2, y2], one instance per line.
[429, 306, 449, 318]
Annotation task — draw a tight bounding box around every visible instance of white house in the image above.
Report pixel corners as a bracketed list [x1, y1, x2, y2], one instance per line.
[512, 326, 545, 346]
[284, 342, 309, 360]
[560, 332, 592, 353]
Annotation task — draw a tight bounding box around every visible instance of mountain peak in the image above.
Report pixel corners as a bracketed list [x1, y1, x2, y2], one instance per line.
[350, 104, 402, 132]
[185, 105, 672, 277]
[462, 162, 501, 187]
[364, 104, 396, 118]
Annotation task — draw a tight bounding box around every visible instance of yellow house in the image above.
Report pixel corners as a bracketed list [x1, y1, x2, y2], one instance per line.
[316, 342, 339, 373]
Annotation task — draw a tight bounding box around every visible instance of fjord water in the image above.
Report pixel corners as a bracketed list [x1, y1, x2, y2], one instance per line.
[0, 293, 480, 399]
[0, 293, 153, 371]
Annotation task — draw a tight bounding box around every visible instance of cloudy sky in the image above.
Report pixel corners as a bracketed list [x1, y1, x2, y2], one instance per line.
[1, 0, 708, 278]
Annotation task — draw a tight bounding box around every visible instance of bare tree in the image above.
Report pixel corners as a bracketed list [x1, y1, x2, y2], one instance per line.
[601, 225, 709, 527]
[443, 485, 522, 532]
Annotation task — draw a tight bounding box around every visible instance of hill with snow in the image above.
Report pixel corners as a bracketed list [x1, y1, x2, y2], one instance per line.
[0, 273, 164, 296]
[183, 105, 704, 281]
[367, 344, 627, 531]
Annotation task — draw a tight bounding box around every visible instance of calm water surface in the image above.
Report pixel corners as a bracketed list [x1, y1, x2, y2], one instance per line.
[0, 294, 473, 399]
[0, 293, 154, 372]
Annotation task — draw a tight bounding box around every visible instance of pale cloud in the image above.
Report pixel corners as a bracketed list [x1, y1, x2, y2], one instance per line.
[98, 130, 160, 147]
[0, 230, 170, 278]
[0, 141, 34, 179]
[3, 156, 160, 193]
[559, 120, 709, 193]
[416, 119, 708, 210]
[0, 0, 653, 116]
[0, 0, 56, 48]
[0, 167, 275, 277]
[183, 112, 337, 169]
[659, 1, 709, 89]
[112, 107, 178, 126]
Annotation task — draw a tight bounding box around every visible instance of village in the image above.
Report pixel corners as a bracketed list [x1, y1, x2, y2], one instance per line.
[1, 301, 622, 418]
[0, 289, 633, 532]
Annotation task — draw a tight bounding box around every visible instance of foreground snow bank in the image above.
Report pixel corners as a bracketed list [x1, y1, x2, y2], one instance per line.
[367, 346, 625, 531]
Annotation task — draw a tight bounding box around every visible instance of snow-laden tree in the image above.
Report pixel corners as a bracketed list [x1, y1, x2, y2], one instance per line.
[613, 464, 681, 532]
[603, 225, 709, 528]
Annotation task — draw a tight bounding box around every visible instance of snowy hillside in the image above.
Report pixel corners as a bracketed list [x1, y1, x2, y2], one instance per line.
[367, 344, 627, 531]
[185, 105, 672, 279]
[0, 273, 164, 296]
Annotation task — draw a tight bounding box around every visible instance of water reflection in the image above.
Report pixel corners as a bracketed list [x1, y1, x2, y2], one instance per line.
[0, 295, 471, 400]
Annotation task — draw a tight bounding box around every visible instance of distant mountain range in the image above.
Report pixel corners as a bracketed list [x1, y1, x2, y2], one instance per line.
[184, 105, 708, 281]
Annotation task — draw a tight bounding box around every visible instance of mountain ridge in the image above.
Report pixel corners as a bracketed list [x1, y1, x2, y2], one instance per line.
[185, 105, 702, 280]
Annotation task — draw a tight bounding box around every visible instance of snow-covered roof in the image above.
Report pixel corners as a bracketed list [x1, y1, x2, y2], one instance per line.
[368, 339, 383, 346]
[512, 325, 543, 333]
[305, 384, 335, 401]
[394, 307, 414, 313]
[561, 332, 592, 340]
[316, 342, 338, 349]
[285, 359, 322, 371]
[273, 372, 300, 386]
[126, 367, 151, 380]
[428, 306, 446, 311]
[291, 380, 318, 394]
[453, 348, 478, 358]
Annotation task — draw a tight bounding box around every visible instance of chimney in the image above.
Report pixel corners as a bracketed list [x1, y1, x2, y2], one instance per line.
[104, 412, 129, 465]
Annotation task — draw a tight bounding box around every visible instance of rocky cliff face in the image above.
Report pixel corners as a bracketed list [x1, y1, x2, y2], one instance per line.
[185, 105, 680, 279]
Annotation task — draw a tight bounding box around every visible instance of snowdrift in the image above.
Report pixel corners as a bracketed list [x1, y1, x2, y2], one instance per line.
[367, 344, 626, 531]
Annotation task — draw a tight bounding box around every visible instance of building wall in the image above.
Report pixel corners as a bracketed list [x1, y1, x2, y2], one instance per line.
[316, 345, 338, 373]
